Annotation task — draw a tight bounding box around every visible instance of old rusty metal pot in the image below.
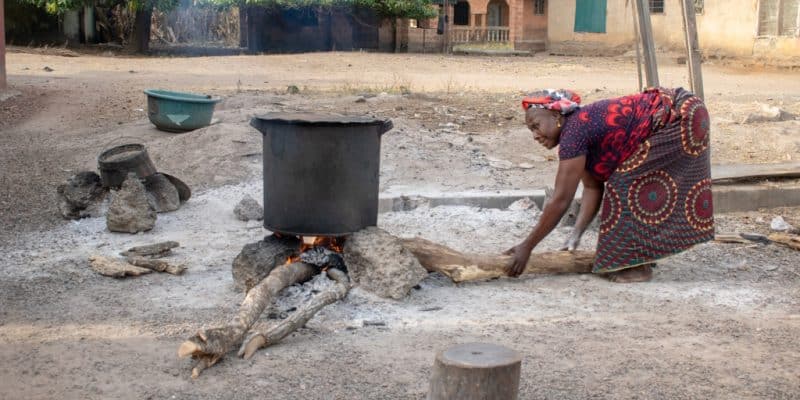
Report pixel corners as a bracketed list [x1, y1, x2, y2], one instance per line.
[97, 143, 157, 189]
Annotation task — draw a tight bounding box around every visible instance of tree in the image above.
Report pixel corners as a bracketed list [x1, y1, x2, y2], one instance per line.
[127, 0, 180, 52]
[24, 0, 179, 52]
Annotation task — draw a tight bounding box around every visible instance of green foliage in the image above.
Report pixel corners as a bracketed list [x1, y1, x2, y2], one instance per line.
[203, 0, 437, 19]
[24, 0, 86, 14]
[350, 0, 436, 19]
[127, 0, 181, 12]
[25, 0, 179, 13]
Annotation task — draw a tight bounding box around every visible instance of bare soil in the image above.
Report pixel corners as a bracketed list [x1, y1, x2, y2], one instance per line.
[1, 48, 799, 399]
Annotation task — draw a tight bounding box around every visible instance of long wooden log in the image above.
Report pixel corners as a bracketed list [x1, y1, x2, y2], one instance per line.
[400, 237, 594, 282]
[768, 233, 800, 251]
[178, 262, 317, 378]
[238, 268, 350, 360]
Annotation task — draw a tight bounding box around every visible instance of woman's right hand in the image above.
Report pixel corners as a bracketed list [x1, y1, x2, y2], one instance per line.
[503, 243, 534, 277]
[558, 230, 582, 251]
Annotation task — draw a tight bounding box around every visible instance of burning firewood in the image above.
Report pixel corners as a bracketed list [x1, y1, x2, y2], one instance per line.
[400, 237, 594, 282]
[180, 233, 594, 378]
[178, 261, 317, 378]
[238, 267, 350, 360]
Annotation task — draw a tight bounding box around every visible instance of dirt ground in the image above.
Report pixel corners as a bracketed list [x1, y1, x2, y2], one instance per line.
[1, 48, 800, 399]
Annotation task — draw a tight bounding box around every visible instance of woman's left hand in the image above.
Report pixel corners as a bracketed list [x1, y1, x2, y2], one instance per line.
[503, 243, 534, 277]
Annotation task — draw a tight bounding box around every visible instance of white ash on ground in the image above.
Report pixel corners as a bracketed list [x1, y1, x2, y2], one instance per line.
[2, 179, 800, 399]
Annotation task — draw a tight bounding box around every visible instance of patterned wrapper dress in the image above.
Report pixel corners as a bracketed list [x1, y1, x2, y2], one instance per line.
[558, 87, 714, 273]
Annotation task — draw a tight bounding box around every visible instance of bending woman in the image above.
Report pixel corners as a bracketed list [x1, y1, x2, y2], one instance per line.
[505, 88, 714, 282]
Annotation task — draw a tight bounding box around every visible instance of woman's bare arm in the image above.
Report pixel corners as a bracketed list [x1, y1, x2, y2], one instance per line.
[505, 156, 585, 276]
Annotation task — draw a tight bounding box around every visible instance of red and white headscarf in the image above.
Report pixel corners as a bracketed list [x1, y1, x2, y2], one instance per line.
[521, 89, 582, 115]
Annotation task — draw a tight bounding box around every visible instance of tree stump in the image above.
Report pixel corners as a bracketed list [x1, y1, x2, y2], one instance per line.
[428, 343, 522, 400]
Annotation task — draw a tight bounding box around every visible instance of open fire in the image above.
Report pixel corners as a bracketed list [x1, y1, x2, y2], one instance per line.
[277, 234, 347, 271]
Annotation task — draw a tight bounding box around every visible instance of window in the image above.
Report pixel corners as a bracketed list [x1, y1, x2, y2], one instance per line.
[534, 0, 546, 15]
[649, 0, 664, 13]
[758, 0, 800, 36]
[574, 0, 606, 33]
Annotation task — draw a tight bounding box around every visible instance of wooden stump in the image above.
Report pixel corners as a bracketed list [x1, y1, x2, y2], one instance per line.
[428, 343, 522, 400]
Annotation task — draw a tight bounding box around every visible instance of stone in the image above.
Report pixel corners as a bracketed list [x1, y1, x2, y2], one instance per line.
[232, 235, 302, 292]
[234, 195, 264, 221]
[343, 227, 428, 300]
[741, 104, 797, 124]
[770, 216, 794, 232]
[507, 197, 537, 211]
[57, 171, 108, 219]
[106, 173, 157, 233]
[144, 173, 180, 213]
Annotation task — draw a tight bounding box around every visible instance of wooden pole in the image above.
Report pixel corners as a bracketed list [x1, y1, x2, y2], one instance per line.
[443, 0, 450, 54]
[680, 0, 704, 99]
[631, 0, 643, 91]
[1, 0, 7, 90]
[634, 0, 659, 87]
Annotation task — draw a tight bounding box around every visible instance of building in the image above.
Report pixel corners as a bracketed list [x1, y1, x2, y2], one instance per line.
[398, 0, 800, 64]
[397, 0, 549, 52]
[547, 0, 799, 64]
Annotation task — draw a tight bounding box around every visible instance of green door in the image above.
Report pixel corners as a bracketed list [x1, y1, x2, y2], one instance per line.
[574, 0, 607, 33]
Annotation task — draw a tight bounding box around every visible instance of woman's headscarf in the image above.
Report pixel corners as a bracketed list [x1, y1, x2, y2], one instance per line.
[521, 89, 582, 115]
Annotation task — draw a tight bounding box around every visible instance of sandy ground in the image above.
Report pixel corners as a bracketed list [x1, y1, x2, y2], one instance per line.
[1, 49, 800, 399]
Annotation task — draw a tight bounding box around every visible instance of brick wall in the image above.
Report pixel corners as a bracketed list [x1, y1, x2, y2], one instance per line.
[396, 19, 445, 53]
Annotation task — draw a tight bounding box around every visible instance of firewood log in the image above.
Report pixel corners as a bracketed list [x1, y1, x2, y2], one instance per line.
[768, 233, 800, 251]
[126, 256, 186, 275]
[178, 262, 316, 378]
[119, 241, 179, 258]
[238, 267, 350, 359]
[88, 255, 152, 277]
[400, 237, 594, 282]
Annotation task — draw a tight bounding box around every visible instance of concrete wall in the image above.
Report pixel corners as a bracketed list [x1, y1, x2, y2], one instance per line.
[547, 0, 800, 62]
[547, 0, 633, 55]
[648, 0, 758, 57]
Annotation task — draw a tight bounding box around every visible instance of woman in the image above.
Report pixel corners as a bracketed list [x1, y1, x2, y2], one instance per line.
[505, 87, 714, 282]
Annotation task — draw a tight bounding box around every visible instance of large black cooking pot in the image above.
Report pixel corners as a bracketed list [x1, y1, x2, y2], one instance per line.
[250, 112, 393, 236]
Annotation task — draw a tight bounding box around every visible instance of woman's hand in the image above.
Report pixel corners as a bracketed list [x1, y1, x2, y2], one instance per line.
[504, 242, 534, 277]
[558, 230, 582, 251]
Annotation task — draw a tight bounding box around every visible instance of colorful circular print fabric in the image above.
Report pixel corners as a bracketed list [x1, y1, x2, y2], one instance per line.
[685, 179, 714, 231]
[600, 185, 622, 234]
[628, 170, 678, 225]
[617, 140, 651, 173]
[680, 96, 710, 156]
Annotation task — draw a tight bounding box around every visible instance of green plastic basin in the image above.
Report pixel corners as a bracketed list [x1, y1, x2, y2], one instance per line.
[144, 89, 222, 132]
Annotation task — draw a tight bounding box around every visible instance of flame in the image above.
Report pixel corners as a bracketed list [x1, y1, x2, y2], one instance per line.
[283, 235, 345, 265]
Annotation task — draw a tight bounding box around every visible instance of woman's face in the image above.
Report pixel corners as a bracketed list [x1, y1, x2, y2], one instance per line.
[525, 108, 561, 150]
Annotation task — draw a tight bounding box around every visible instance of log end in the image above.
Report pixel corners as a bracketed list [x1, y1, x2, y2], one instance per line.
[241, 334, 268, 360]
[178, 341, 201, 358]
